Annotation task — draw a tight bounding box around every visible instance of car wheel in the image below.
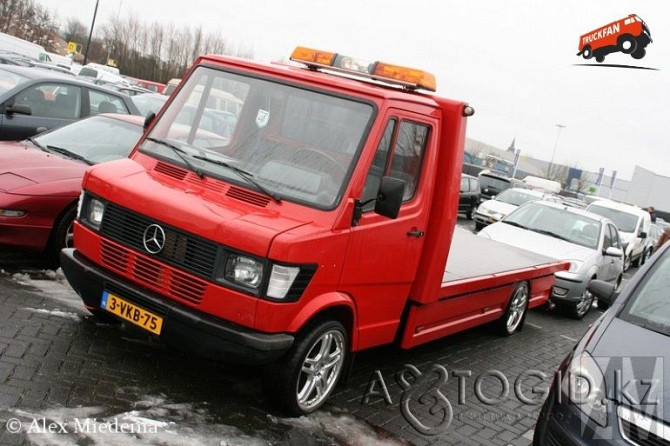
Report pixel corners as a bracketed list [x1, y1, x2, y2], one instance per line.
[498, 282, 529, 336]
[571, 288, 594, 319]
[617, 34, 638, 54]
[632, 253, 642, 268]
[640, 248, 651, 266]
[631, 48, 646, 60]
[45, 205, 76, 267]
[595, 54, 605, 63]
[264, 320, 347, 415]
[623, 253, 631, 271]
[466, 206, 474, 220]
[475, 221, 484, 231]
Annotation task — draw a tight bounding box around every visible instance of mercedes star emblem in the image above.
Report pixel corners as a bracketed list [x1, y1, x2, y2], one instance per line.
[143, 224, 166, 254]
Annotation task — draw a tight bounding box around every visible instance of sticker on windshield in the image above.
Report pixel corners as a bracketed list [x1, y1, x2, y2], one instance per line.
[255, 109, 269, 128]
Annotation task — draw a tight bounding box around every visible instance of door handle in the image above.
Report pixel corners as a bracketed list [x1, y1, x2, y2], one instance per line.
[407, 229, 425, 238]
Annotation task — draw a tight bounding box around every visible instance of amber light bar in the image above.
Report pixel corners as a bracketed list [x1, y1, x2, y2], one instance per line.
[290, 46, 436, 92]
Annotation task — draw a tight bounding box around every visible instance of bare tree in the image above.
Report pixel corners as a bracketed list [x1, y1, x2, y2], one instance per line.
[63, 18, 86, 44]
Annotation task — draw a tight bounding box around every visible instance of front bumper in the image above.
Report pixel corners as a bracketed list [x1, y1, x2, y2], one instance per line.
[60, 248, 294, 365]
[534, 379, 626, 445]
[550, 275, 587, 305]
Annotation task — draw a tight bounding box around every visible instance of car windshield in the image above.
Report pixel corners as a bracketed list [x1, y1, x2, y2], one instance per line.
[496, 189, 539, 206]
[587, 205, 639, 232]
[479, 174, 511, 192]
[0, 67, 28, 94]
[132, 93, 168, 116]
[620, 252, 670, 337]
[504, 202, 601, 249]
[33, 115, 142, 164]
[142, 66, 375, 209]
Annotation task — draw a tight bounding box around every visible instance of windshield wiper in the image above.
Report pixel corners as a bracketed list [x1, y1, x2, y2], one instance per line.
[46, 145, 93, 165]
[532, 228, 570, 242]
[145, 137, 204, 178]
[502, 220, 529, 230]
[27, 137, 48, 152]
[192, 154, 281, 203]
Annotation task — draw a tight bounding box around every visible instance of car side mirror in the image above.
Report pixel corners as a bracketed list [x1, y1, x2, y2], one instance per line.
[374, 176, 405, 220]
[604, 247, 623, 258]
[639, 231, 647, 239]
[143, 112, 156, 130]
[587, 280, 616, 306]
[6, 103, 32, 116]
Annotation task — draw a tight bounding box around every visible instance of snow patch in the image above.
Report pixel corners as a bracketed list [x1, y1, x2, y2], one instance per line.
[24, 307, 81, 321]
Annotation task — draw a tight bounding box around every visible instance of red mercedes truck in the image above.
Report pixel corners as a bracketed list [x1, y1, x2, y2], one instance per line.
[61, 47, 567, 415]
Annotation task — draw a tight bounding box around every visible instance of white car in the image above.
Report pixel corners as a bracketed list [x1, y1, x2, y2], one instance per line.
[479, 201, 624, 319]
[474, 188, 556, 231]
[586, 200, 653, 271]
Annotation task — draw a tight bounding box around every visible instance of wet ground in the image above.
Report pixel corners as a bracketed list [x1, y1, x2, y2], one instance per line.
[0, 218, 639, 445]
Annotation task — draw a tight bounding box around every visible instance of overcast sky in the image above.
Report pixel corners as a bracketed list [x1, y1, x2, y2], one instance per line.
[45, 0, 670, 180]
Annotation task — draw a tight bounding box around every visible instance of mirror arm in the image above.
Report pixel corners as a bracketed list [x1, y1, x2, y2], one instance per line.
[353, 196, 380, 227]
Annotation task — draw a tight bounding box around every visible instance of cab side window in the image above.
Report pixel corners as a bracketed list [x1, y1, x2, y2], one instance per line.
[361, 118, 430, 210]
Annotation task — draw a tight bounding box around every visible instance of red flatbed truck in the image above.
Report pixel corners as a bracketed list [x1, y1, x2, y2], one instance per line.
[61, 47, 567, 415]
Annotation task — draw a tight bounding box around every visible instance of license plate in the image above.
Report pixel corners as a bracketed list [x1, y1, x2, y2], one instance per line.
[101, 291, 163, 335]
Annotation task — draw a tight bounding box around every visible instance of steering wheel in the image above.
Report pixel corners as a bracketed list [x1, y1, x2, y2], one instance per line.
[293, 147, 347, 179]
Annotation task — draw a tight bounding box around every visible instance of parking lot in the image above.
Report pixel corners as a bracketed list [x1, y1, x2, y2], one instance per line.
[0, 218, 638, 446]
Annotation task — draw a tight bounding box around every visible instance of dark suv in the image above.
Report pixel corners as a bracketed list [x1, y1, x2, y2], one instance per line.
[478, 169, 512, 202]
[459, 173, 480, 219]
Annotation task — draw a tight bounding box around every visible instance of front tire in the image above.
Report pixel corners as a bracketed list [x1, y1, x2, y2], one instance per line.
[264, 320, 347, 415]
[570, 288, 594, 319]
[45, 206, 76, 267]
[498, 282, 529, 336]
[617, 34, 637, 54]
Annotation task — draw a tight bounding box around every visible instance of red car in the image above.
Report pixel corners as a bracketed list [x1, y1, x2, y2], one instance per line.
[0, 113, 144, 265]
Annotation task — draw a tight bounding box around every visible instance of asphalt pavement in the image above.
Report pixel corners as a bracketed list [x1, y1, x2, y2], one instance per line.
[0, 217, 638, 446]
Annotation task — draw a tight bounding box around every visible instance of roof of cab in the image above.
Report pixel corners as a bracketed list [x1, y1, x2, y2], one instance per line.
[197, 53, 463, 109]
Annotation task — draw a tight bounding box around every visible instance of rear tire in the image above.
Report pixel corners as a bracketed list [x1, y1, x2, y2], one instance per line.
[617, 34, 637, 54]
[498, 282, 529, 336]
[264, 320, 347, 415]
[631, 48, 646, 60]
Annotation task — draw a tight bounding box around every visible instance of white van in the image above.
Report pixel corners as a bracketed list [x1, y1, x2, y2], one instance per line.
[586, 200, 653, 270]
[0, 32, 50, 62]
[521, 176, 562, 194]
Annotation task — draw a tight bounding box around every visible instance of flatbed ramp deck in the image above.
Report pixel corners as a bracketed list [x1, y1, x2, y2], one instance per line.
[401, 227, 567, 349]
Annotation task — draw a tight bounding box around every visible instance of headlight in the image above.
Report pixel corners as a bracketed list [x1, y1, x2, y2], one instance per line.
[567, 260, 584, 273]
[491, 212, 503, 221]
[267, 264, 300, 299]
[561, 352, 608, 427]
[87, 198, 105, 229]
[225, 255, 263, 289]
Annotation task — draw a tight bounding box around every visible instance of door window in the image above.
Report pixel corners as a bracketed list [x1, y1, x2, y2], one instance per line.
[14, 84, 81, 118]
[361, 118, 430, 209]
[89, 90, 129, 115]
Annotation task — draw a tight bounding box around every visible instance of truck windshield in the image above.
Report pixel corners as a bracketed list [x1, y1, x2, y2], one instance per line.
[142, 66, 374, 209]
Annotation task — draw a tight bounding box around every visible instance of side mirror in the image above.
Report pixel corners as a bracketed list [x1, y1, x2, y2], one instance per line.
[604, 247, 623, 258]
[143, 112, 156, 130]
[6, 103, 32, 116]
[587, 280, 617, 307]
[374, 176, 405, 219]
[639, 231, 647, 239]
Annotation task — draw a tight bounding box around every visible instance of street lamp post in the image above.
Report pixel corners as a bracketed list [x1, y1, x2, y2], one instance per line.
[549, 124, 566, 169]
[83, 0, 100, 66]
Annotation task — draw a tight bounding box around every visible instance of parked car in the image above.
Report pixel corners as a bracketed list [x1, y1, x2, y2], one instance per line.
[649, 222, 664, 250]
[0, 65, 140, 140]
[459, 173, 479, 219]
[586, 200, 653, 271]
[479, 201, 624, 318]
[478, 169, 512, 202]
[534, 241, 670, 445]
[0, 114, 144, 264]
[474, 187, 552, 231]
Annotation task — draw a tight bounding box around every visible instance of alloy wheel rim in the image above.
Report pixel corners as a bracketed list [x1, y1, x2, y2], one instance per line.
[296, 329, 345, 412]
[506, 286, 528, 332]
[576, 290, 593, 316]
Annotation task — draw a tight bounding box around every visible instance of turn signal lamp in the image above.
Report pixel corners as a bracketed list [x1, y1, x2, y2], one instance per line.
[290, 46, 437, 92]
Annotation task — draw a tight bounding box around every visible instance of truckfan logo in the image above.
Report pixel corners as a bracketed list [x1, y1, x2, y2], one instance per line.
[577, 14, 652, 64]
[143, 224, 166, 254]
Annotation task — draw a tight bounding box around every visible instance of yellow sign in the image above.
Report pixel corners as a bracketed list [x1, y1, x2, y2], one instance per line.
[67, 42, 83, 54]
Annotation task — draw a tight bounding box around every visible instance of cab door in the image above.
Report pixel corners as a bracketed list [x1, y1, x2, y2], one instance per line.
[340, 109, 437, 348]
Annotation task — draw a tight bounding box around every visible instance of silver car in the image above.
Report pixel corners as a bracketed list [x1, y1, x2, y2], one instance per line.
[478, 201, 624, 319]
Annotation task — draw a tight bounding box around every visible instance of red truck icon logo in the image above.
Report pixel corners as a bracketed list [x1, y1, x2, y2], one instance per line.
[577, 14, 652, 63]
